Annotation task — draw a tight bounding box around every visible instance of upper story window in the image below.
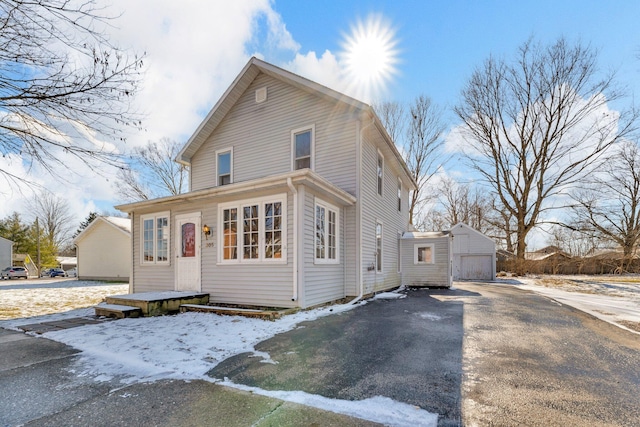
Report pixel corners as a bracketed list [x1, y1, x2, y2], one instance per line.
[216, 148, 233, 186]
[219, 195, 286, 263]
[292, 125, 314, 170]
[141, 212, 170, 265]
[377, 151, 384, 196]
[315, 199, 339, 264]
[397, 178, 402, 211]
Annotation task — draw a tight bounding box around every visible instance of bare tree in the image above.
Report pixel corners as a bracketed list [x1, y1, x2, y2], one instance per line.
[570, 140, 640, 271]
[374, 100, 405, 144]
[404, 95, 447, 226]
[29, 191, 75, 251]
[0, 0, 144, 186]
[436, 176, 491, 232]
[116, 138, 189, 202]
[454, 37, 636, 270]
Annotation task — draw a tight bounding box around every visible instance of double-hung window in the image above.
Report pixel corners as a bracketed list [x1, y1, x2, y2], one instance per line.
[315, 199, 339, 263]
[217, 148, 232, 186]
[141, 212, 170, 264]
[377, 151, 384, 196]
[376, 221, 383, 272]
[292, 125, 314, 170]
[219, 195, 286, 263]
[397, 178, 402, 211]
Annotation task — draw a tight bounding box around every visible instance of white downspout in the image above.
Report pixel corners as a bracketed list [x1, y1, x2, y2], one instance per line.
[287, 177, 298, 301]
[350, 117, 376, 305]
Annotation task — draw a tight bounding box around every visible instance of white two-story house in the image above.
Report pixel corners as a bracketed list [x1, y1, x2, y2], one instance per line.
[116, 57, 449, 309]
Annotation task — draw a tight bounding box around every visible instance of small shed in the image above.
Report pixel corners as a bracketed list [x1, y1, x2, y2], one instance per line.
[74, 216, 131, 282]
[450, 223, 496, 281]
[0, 236, 13, 268]
[401, 231, 452, 287]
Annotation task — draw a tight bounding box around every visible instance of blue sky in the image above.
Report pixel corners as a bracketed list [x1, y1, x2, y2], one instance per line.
[276, 0, 639, 115]
[1, 0, 638, 246]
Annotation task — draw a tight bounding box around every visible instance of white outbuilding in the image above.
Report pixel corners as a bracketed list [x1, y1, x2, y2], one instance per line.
[401, 231, 452, 288]
[450, 223, 496, 281]
[74, 216, 131, 282]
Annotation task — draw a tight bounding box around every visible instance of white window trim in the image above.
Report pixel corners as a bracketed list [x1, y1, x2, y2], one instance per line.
[217, 194, 287, 264]
[377, 150, 384, 197]
[397, 177, 402, 212]
[216, 147, 233, 186]
[314, 198, 340, 265]
[376, 220, 383, 273]
[140, 211, 170, 266]
[397, 232, 402, 273]
[414, 243, 435, 265]
[291, 124, 315, 171]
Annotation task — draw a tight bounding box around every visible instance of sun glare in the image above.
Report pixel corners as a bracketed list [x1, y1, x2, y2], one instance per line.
[340, 14, 399, 102]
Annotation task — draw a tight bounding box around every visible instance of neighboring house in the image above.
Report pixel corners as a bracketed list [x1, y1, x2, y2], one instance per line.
[525, 246, 571, 261]
[401, 231, 452, 287]
[115, 57, 453, 309]
[0, 236, 13, 268]
[450, 223, 496, 281]
[74, 216, 131, 282]
[57, 256, 77, 271]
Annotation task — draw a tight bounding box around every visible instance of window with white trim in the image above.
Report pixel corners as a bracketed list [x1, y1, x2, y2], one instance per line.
[219, 195, 286, 263]
[292, 126, 314, 170]
[315, 199, 339, 263]
[376, 221, 383, 272]
[414, 244, 434, 264]
[216, 148, 232, 186]
[141, 212, 170, 264]
[397, 178, 402, 211]
[377, 151, 384, 196]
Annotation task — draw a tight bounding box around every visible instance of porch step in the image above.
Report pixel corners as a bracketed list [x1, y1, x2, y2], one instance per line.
[180, 304, 288, 321]
[104, 291, 210, 317]
[95, 303, 143, 319]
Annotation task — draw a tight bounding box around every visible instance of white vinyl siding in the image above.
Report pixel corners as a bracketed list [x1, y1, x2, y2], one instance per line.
[402, 236, 451, 287]
[75, 220, 130, 281]
[360, 130, 410, 293]
[189, 73, 357, 194]
[300, 190, 345, 308]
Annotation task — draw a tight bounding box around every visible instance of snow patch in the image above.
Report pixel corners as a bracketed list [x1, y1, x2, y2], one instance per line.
[218, 379, 438, 427]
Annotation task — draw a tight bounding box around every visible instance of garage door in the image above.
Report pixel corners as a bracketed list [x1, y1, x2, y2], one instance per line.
[460, 255, 493, 280]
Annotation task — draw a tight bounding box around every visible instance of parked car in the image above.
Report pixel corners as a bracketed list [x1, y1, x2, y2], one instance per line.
[66, 268, 77, 277]
[40, 268, 51, 277]
[1, 266, 28, 280]
[49, 268, 67, 278]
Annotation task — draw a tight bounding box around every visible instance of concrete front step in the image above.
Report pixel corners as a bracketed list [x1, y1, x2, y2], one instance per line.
[95, 303, 143, 319]
[100, 291, 210, 317]
[180, 304, 291, 320]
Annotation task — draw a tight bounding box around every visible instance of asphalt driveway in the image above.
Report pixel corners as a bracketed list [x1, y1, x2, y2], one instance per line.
[210, 283, 640, 426]
[209, 287, 476, 426]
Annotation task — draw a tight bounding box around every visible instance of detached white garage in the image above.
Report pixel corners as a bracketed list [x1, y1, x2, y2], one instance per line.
[450, 223, 496, 281]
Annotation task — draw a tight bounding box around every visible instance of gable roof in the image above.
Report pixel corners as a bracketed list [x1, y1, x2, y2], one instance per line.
[176, 57, 416, 189]
[74, 216, 131, 244]
[449, 223, 494, 243]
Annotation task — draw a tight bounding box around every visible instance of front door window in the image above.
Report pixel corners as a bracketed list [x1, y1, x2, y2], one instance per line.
[182, 223, 196, 257]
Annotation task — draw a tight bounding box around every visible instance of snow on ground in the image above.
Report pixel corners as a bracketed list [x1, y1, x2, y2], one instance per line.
[0, 281, 437, 426]
[0, 278, 128, 320]
[506, 275, 640, 335]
